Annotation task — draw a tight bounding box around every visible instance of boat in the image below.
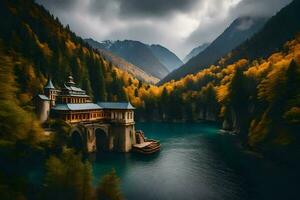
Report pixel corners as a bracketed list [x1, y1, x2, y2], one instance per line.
[132, 130, 160, 154]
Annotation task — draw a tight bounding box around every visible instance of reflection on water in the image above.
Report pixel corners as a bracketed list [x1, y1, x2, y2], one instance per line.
[92, 122, 299, 200]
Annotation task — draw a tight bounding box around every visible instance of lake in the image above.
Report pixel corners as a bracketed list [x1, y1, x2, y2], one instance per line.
[92, 122, 299, 200]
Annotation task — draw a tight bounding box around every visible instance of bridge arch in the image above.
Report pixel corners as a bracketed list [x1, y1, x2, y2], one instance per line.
[70, 125, 87, 151]
[95, 128, 108, 152]
[71, 131, 83, 151]
[69, 124, 111, 153]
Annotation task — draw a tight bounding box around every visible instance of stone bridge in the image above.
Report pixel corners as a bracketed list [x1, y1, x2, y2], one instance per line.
[70, 122, 136, 153]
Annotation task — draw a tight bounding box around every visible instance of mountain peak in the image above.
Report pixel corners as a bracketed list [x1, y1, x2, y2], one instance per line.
[86, 39, 170, 79]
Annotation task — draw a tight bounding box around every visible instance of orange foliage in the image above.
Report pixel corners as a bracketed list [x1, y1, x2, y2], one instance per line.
[24, 23, 52, 58]
[124, 36, 300, 117]
[216, 84, 229, 103]
[65, 39, 76, 52]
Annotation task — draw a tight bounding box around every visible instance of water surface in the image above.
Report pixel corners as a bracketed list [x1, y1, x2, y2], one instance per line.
[92, 122, 299, 200]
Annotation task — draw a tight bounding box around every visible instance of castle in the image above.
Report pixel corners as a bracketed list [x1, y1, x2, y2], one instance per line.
[35, 75, 136, 153]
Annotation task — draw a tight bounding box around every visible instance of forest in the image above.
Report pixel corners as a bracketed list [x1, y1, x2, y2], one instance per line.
[128, 35, 300, 154]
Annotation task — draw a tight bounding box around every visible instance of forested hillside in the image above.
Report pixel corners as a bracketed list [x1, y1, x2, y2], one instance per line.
[126, 34, 300, 154]
[0, 0, 139, 104]
[0, 0, 127, 199]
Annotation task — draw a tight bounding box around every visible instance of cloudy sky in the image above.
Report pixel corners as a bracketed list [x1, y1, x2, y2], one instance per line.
[36, 0, 292, 59]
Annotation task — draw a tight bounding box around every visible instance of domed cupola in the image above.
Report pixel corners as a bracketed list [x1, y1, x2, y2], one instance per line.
[66, 75, 76, 86]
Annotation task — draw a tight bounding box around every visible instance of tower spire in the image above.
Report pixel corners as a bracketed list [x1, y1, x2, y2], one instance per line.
[44, 76, 55, 89]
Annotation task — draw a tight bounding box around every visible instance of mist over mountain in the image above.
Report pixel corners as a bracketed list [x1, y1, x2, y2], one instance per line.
[160, 16, 267, 84]
[223, 0, 300, 66]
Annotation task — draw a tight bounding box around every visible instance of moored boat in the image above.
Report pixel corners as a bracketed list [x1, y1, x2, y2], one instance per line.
[132, 130, 160, 154]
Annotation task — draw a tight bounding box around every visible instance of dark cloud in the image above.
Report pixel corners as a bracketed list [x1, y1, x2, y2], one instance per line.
[87, 0, 119, 18]
[234, 0, 293, 17]
[36, 0, 78, 11]
[118, 0, 200, 18]
[35, 0, 293, 58]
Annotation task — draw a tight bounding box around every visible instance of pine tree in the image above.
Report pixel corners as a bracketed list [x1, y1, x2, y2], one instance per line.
[96, 169, 123, 200]
[81, 162, 94, 200]
[43, 149, 95, 200]
[227, 67, 250, 136]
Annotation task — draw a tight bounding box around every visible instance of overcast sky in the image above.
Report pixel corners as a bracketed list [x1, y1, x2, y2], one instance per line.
[36, 0, 292, 59]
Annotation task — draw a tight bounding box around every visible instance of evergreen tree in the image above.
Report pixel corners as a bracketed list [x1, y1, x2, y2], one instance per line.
[43, 149, 94, 200]
[81, 162, 95, 200]
[159, 87, 169, 120]
[96, 169, 123, 200]
[0, 46, 43, 143]
[227, 67, 251, 137]
[88, 58, 106, 101]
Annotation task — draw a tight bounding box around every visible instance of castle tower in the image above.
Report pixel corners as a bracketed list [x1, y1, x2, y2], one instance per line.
[44, 77, 57, 107]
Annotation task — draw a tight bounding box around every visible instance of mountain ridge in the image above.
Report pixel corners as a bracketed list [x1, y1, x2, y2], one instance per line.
[183, 43, 210, 63]
[85, 38, 159, 84]
[148, 44, 183, 72]
[160, 16, 267, 84]
[86, 39, 170, 79]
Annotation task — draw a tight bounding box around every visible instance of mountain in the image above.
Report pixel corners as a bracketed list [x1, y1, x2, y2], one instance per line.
[148, 44, 183, 72]
[85, 38, 159, 84]
[223, 0, 300, 66]
[86, 39, 170, 79]
[160, 16, 267, 84]
[183, 43, 210, 63]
